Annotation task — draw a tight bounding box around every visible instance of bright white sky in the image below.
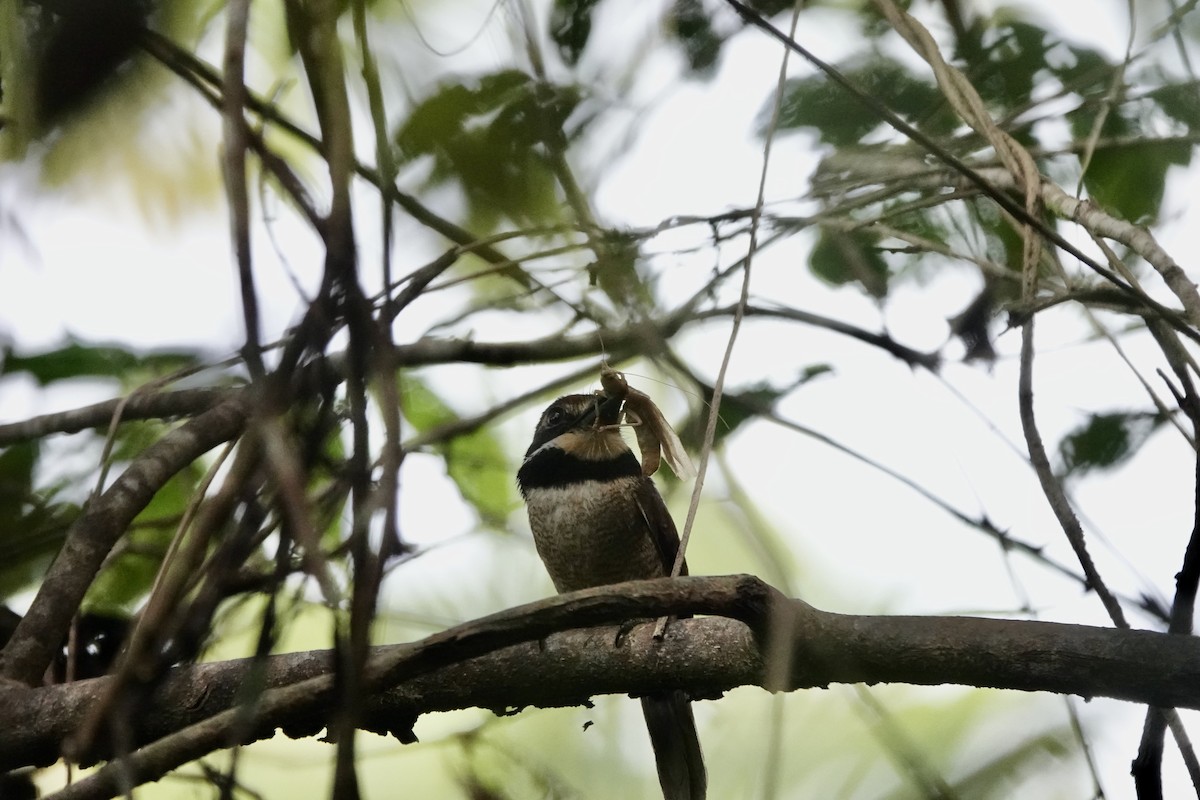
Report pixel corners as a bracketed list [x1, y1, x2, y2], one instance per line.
[2, 0, 1197, 796]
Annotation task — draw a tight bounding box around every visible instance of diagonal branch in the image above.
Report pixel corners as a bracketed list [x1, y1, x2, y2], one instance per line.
[1018, 320, 1128, 629]
[0, 388, 234, 446]
[0, 397, 250, 686]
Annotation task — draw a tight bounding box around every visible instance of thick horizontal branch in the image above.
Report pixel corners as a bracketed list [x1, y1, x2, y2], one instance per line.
[7, 575, 1200, 793]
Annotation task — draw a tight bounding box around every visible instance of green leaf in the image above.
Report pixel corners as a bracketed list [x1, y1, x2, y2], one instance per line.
[1049, 43, 1114, 93]
[0, 0, 37, 160]
[84, 526, 171, 614]
[311, 421, 350, 550]
[970, 198, 1052, 279]
[680, 371, 828, 451]
[84, 422, 207, 611]
[1081, 138, 1191, 223]
[397, 71, 531, 156]
[959, 21, 1050, 110]
[744, 0, 799, 16]
[0, 441, 79, 598]
[588, 230, 650, 310]
[1149, 82, 1200, 131]
[1059, 411, 1162, 478]
[771, 56, 950, 146]
[2, 341, 200, 385]
[876, 202, 951, 281]
[0, 441, 36, 512]
[948, 727, 1073, 797]
[1064, 76, 1192, 223]
[810, 227, 889, 297]
[399, 376, 515, 527]
[395, 71, 582, 229]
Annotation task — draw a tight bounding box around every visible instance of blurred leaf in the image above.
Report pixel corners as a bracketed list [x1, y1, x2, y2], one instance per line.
[1065, 74, 1192, 223]
[0, 1, 37, 160]
[0, 442, 79, 598]
[31, 0, 148, 131]
[771, 55, 952, 146]
[588, 230, 650, 309]
[969, 199, 1057, 282]
[84, 421, 206, 611]
[669, 0, 722, 76]
[399, 376, 514, 526]
[1049, 42, 1114, 93]
[395, 70, 582, 229]
[810, 227, 889, 297]
[1149, 82, 1200, 131]
[85, 525, 171, 614]
[774, 71, 879, 146]
[959, 21, 1049, 110]
[312, 422, 350, 551]
[947, 727, 1072, 797]
[799, 363, 834, 382]
[680, 371, 828, 452]
[1, 341, 200, 385]
[550, 0, 601, 65]
[1059, 411, 1162, 478]
[877, 203, 952, 283]
[882, 205, 948, 251]
[0, 441, 36, 509]
[1081, 138, 1190, 223]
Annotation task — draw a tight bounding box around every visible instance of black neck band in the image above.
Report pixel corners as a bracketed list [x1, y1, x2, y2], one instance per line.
[517, 447, 641, 495]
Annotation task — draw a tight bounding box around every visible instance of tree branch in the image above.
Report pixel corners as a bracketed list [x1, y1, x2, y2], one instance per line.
[7, 576, 1200, 795]
[0, 397, 250, 686]
[0, 388, 234, 445]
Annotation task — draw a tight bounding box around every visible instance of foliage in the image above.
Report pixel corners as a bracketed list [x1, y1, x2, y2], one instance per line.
[2, 0, 1200, 797]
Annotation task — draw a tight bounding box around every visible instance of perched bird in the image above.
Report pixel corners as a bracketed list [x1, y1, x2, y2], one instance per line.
[517, 392, 706, 800]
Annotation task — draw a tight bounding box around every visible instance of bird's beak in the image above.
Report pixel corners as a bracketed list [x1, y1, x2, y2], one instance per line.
[597, 392, 623, 425]
[577, 393, 624, 429]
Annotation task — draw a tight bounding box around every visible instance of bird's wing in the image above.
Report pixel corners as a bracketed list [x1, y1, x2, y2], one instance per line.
[634, 476, 688, 578]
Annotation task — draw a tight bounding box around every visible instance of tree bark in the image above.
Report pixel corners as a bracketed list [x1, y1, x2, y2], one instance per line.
[4, 575, 1197, 791]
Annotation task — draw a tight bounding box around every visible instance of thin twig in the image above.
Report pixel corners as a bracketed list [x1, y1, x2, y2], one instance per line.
[669, 0, 801, 581]
[1018, 320, 1128, 628]
[222, 0, 262, 378]
[725, 1, 1200, 333]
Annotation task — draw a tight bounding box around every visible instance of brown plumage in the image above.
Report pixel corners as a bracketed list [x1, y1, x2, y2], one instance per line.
[517, 393, 706, 800]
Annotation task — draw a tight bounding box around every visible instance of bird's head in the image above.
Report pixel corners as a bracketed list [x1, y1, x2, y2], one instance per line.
[523, 392, 629, 464]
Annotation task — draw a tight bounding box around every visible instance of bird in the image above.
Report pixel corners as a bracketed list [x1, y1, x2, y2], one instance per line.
[517, 391, 707, 800]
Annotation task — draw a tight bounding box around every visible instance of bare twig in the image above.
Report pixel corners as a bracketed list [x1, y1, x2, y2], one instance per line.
[0, 388, 234, 445]
[670, 1, 802, 581]
[725, 1, 1200, 335]
[222, 0, 262, 378]
[1017, 322, 1128, 628]
[1136, 367, 1200, 798]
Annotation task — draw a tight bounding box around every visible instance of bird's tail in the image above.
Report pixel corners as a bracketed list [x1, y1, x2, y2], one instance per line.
[641, 691, 707, 800]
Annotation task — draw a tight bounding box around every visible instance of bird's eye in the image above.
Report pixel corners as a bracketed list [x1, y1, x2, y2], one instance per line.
[544, 406, 568, 428]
